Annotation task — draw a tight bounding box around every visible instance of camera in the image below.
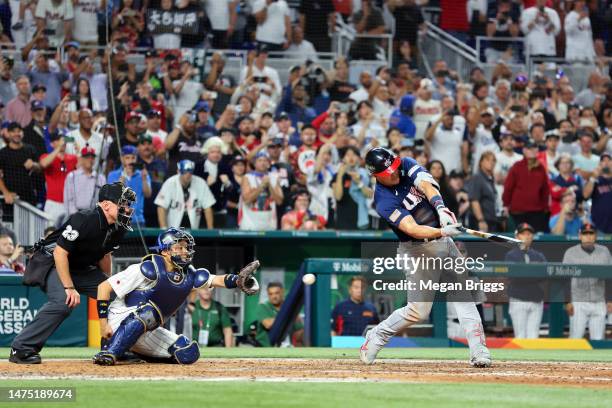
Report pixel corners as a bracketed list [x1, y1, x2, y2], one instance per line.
[253, 76, 267, 83]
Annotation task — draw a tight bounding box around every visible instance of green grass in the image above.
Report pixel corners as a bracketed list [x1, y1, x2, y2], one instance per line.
[1, 347, 611, 362]
[0, 380, 610, 408]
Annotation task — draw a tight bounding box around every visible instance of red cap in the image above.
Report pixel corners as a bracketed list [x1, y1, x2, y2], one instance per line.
[81, 146, 96, 157]
[125, 111, 140, 122]
[580, 222, 596, 234]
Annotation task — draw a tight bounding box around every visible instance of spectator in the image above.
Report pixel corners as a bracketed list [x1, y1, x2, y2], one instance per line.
[575, 72, 606, 110]
[583, 154, 612, 233]
[194, 102, 218, 142]
[485, 0, 520, 63]
[351, 100, 386, 148]
[265, 137, 294, 215]
[252, 0, 291, 51]
[332, 146, 372, 230]
[331, 276, 378, 336]
[64, 107, 108, 172]
[388, 0, 425, 57]
[255, 282, 303, 347]
[537, 132, 560, 178]
[63, 146, 106, 216]
[204, 52, 237, 118]
[73, 54, 108, 111]
[5, 76, 31, 128]
[136, 134, 167, 184]
[155, 159, 216, 229]
[557, 119, 580, 156]
[426, 110, 463, 173]
[389, 94, 416, 143]
[519, 0, 560, 61]
[468, 151, 500, 232]
[167, 61, 204, 126]
[303, 143, 335, 224]
[349, 71, 373, 104]
[287, 26, 318, 64]
[39, 131, 77, 226]
[111, 0, 144, 49]
[0, 234, 25, 274]
[143, 110, 167, 155]
[298, 0, 335, 52]
[549, 155, 583, 216]
[23, 100, 49, 160]
[573, 131, 600, 180]
[426, 160, 459, 217]
[151, 0, 181, 50]
[28, 53, 70, 110]
[68, 77, 95, 112]
[564, 223, 612, 340]
[35, 0, 74, 47]
[502, 139, 550, 232]
[165, 113, 203, 174]
[549, 190, 582, 236]
[0, 58, 16, 107]
[327, 58, 357, 102]
[189, 287, 234, 347]
[239, 152, 283, 230]
[226, 155, 246, 228]
[0, 122, 40, 207]
[107, 145, 151, 227]
[349, 0, 386, 60]
[239, 48, 282, 103]
[491, 79, 512, 112]
[505, 223, 547, 339]
[199, 140, 232, 227]
[413, 79, 441, 141]
[73, 0, 103, 46]
[564, 0, 596, 63]
[205, 0, 237, 48]
[281, 189, 326, 230]
[464, 107, 499, 174]
[9, 0, 36, 50]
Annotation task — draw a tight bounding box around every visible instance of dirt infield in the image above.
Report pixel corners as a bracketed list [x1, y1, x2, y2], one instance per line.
[2, 358, 612, 387]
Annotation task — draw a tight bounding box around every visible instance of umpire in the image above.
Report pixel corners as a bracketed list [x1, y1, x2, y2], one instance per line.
[9, 182, 136, 364]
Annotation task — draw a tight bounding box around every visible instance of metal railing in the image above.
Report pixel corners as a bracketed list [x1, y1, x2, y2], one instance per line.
[418, 22, 478, 82]
[0, 196, 52, 246]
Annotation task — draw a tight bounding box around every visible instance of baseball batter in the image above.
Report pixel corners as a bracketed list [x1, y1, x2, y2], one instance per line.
[360, 147, 491, 368]
[93, 228, 260, 365]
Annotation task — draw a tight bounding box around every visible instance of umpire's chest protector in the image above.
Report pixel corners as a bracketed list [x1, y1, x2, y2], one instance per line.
[124, 255, 204, 322]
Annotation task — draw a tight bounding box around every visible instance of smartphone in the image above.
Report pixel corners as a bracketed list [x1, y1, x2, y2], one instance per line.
[43, 28, 55, 36]
[133, 163, 144, 170]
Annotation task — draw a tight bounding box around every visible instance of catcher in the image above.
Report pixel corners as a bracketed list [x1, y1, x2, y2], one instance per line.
[92, 228, 260, 365]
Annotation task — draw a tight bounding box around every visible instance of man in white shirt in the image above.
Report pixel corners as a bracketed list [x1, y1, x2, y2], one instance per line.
[413, 79, 441, 140]
[239, 47, 282, 102]
[425, 109, 464, 173]
[35, 0, 74, 47]
[170, 61, 204, 126]
[519, 0, 560, 60]
[155, 160, 216, 229]
[252, 0, 291, 51]
[287, 26, 318, 63]
[65, 109, 108, 172]
[205, 0, 238, 49]
[349, 71, 373, 104]
[495, 132, 523, 210]
[73, 0, 103, 46]
[564, 0, 596, 62]
[144, 110, 168, 155]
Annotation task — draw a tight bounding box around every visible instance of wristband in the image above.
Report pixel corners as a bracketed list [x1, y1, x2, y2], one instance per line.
[64, 286, 75, 290]
[429, 195, 445, 210]
[97, 300, 109, 319]
[224, 274, 238, 289]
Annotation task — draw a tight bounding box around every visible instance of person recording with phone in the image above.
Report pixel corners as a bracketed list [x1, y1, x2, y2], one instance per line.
[106, 145, 151, 227]
[519, 0, 560, 62]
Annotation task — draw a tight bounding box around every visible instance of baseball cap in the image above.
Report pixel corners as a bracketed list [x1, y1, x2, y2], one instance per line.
[138, 134, 153, 144]
[254, 150, 270, 161]
[515, 222, 535, 234]
[31, 100, 45, 111]
[524, 139, 538, 148]
[545, 130, 560, 139]
[98, 182, 126, 204]
[178, 159, 195, 174]
[194, 101, 210, 113]
[268, 137, 284, 146]
[32, 84, 46, 93]
[419, 78, 435, 91]
[121, 145, 137, 156]
[147, 109, 161, 118]
[125, 111, 140, 122]
[275, 111, 290, 121]
[601, 152, 611, 161]
[81, 146, 96, 157]
[49, 130, 63, 142]
[480, 107, 495, 117]
[220, 127, 237, 136]
[1, 121, 10, 129]
[580, 222, 596, 234]
[64, 41, 80, 50]
[231, 155, 246, 166]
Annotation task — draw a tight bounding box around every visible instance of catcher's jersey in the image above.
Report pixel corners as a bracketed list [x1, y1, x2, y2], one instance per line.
[374, 157, 440, 242]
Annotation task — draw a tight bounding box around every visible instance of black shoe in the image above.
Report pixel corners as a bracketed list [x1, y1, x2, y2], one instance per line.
[93, 352, 116, 366]
[9, 348, 42, 364]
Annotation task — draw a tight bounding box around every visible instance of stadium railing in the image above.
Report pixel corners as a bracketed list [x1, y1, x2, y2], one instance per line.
[0, 195, 52, 246]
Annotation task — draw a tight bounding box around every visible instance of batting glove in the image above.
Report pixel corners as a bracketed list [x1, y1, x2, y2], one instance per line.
[437, 207, 458, 227]
[441, 223, 463, 237]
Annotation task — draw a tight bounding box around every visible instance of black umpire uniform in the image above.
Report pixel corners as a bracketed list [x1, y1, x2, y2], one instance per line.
[9, 182, 136, 364]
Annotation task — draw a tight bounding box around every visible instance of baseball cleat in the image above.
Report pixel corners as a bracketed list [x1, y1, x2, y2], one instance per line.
[93, 352, 117, 366]
[470, 349, 492, 368]
[8, 348, 41, 364]
[359, 329, 381, 365]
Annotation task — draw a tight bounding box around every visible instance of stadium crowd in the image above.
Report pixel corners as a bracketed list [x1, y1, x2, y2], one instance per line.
[0, 0, 608, 267]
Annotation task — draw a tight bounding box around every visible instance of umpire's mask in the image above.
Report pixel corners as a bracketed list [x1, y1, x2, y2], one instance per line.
[99, 182, 137, 231]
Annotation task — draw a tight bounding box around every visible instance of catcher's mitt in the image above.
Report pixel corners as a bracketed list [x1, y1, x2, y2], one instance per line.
[236, 260, 261, 295]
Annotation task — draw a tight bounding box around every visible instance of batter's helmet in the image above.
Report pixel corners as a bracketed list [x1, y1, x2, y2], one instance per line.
[365, 147, 401, 178]
[156, 228, 195, 269]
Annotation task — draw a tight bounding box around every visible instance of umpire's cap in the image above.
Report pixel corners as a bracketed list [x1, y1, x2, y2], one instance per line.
[99, 182, 135, 204]
[365, 147, 401, 178]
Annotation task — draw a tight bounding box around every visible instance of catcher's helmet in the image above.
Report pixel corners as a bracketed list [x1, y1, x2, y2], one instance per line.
[156, 228, 195, 269]
[365, 147, 401, 178]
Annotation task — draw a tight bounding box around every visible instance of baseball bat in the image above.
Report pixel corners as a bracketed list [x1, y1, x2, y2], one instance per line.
[458, 226, 523, 244]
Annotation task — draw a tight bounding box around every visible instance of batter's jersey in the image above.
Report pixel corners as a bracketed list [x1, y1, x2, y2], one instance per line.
[374, 157, 440, 241]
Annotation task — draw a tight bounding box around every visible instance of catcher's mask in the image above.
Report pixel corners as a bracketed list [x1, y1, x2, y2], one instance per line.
[156, 228, 195, 270]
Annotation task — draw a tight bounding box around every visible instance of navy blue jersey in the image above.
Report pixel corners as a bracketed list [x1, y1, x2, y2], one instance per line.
[331, 299, 379, 336]
[374, 157, 440, 241]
